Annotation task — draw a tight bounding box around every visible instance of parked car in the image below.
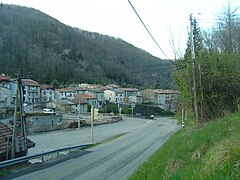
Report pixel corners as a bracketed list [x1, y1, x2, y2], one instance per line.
[43, 108, 56, 115]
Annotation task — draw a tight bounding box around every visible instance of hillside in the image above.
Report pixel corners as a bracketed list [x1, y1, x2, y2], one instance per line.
[130, 113, 240, 179]
[0, 4, 175, 88]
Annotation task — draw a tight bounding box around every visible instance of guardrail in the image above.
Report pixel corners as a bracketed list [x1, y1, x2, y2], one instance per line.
[0, 143, 92, 168]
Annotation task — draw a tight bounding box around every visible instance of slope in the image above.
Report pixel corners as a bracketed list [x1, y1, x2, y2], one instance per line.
[0, 4, 175, 88]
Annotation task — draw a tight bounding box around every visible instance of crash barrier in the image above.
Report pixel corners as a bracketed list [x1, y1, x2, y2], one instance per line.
[0, 143, 91, 168]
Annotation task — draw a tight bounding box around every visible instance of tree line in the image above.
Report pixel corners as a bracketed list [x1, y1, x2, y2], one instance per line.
[174, 5, 240, 124]
[0, 4, 174, 89]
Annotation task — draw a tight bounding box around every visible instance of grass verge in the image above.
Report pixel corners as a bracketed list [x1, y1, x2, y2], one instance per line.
[130, 112, 240, 179]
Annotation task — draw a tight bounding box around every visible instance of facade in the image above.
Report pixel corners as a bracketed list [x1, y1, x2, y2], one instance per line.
[86, 89, 104, 109]
[55, 88, 76, 101]
[128, 95, 143, 104]
[22, 79, 41, 104]
[154, 90, 180, 111]
[104, 89, 125, 104]
[40, 85, 55, 103]
[120, 88, 140, 104]
[75, 94, 98, 108]
[0, 87, 11, 107]
[47, 99, 88, 113]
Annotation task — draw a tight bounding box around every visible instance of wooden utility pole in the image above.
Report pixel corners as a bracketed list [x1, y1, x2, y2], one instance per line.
[190, 14, 199, 126]
[11, 80, 19, 159]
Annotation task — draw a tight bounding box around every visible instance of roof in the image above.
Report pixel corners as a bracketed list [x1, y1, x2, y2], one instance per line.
[22, 79, 40, 86]
[120, 88, 139, 92]
[40, 84, 54, 90]
[75, 94, 97, 100]
[53, 99, 76, 106]
[0, 74, 10, 81]
[0, 122, 35, 159]
[55, 88, 76, 93]
[154, 89, 180, 94]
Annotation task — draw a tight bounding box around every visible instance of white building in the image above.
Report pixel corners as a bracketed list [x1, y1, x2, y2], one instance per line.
[40, 85, 55, 103]
[154, 90, 180, 111]
[22, 79, 41, 104]
[104, 89, 125, 104]
[55, 88, 76, 101]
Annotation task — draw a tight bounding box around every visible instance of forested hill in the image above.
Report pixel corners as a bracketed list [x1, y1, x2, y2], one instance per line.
[0, 4, 174, 88]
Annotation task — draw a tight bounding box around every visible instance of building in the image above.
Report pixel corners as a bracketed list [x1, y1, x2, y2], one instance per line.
[40, 84, 55, 103]
[22, 79, 41, 104]
[154, 90, 180, 111]
[55, 88, 76, 101]
[0, 75, 13, 107]
[0, 87, 11, 108]
[104, 89, 125, 104]
[75, 94, 98, 108]
[86, 89, 104, 109]
[120, 88, 140, 104]
[47, 99, 88, 113]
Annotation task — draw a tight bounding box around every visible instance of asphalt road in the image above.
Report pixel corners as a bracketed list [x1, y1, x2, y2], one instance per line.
[3, 117, 180, 180]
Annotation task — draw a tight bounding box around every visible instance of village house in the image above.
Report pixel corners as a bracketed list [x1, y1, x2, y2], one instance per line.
[154, 89, 180, 111]
[47, 99, 88, 113]
[0, 75, 14, 107]
[21, 79, 41, 104]
[75, 94, 98, 108]
[85, 89, 104, 109]
[55, 88, 76, 101]
[104, 89, 125, 104]
[119, 88, 141, 104]
[40, 84, 55, 103]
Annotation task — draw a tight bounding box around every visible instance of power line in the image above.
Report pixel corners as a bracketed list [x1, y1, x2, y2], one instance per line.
[127, 0, 175, 64]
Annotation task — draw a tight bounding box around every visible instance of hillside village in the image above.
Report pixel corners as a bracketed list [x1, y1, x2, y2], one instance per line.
[0, 74, 179, 116]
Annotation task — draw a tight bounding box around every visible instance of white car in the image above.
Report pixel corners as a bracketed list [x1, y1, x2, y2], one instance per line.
[43, 108, 56, 115]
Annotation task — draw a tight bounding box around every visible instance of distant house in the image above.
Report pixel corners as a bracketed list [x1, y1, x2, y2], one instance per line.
[40, 84, 55, 103]
[21, 79, 41, 104]
[140, 89, 155, 104]
[105, 84, 121, 90]
[0, 74, 11, 89]
[104, 89, 125, 104]
[47, 99, 88, 113]
[128, 95, 143, 104]
[154, 89, 180, 111]
[55, 88, 76, 101]
[120, 88, 140, 104]
[75, 94, 98, 108]
[0, 75, 14, 106]
[0, 87, 11, 108]
[86, 89, 104, 109]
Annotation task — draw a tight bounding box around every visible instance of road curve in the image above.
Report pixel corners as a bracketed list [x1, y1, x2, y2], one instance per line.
[4, 117, 180, 180]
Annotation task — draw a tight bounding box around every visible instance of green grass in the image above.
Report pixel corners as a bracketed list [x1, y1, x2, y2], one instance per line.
[130, 112, 240, 180]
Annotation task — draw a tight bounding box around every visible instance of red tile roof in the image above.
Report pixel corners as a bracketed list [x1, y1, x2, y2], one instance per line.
[75, 94, 97, 100]
[0, 122, 35, 161]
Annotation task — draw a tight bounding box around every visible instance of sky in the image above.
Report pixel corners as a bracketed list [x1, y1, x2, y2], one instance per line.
[1, 0, 240, 59]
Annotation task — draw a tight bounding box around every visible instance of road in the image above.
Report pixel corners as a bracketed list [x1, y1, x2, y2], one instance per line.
[3, 117, 180, 180]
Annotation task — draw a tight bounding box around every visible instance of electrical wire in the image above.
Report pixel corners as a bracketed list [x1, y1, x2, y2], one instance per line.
[127, 0, 175, 64]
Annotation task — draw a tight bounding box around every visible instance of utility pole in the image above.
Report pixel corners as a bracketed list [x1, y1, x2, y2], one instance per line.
[78, 100, 81, 129]
[12, 79, 19, 159]
[190, 14, 199, 126]
[91, 106, 94, 144]
[18, 78, 27, 152]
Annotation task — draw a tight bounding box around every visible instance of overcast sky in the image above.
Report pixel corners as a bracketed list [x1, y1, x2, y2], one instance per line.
[1, 0, 240, 59]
